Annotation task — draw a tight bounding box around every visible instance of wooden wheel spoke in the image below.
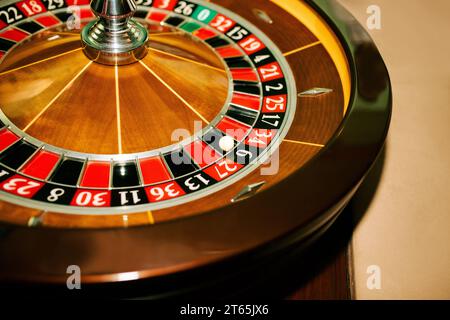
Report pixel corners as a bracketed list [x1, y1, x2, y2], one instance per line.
[115, 65, 123, 154]
[0, 48, 83, 77]
[283, 139, 325, 148]
[147, 47, 226, 73]
[283, 41, 321, 57]
[139, 60, 210, 124]
[23, 61, 93, 132]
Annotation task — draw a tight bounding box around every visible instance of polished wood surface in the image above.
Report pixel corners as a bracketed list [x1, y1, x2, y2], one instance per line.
[0, 0, 391, 291]
[0, 0, 346, 228]
[0, 25, 228, 154]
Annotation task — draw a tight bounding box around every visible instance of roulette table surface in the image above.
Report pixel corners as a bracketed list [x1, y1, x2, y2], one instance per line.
[0, 0, 391, 297]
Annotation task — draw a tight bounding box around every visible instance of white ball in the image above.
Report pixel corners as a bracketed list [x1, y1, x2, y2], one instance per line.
[219, 135, 235, 152]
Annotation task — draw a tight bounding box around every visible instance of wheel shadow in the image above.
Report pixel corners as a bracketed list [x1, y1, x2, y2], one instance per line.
[228, 143, 388, 299]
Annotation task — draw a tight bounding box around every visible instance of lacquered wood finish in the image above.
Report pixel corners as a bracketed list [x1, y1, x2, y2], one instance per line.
[0, 0, 391, 292]
[0, 1, 345, 227]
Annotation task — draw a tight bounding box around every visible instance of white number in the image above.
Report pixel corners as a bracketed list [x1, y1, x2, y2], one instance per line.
[215, 160, 238, 179]
[259, 64, 281, 80]
[265, 83, 284, 92]
[44, 0, 64, 10]
[249, 130, 274, 146]
[174, 1, 194, 16]
[265, 96, 285, 112]
[0, 7, 23, 24]
[3, 178, 40, 195]
[149, 183, 180, 201]
[196, 9, 211, 21]
[240, 37, 262, 52]
[0, 170, 9, 178]
[226, 26, 248, 40]
[261, 114, 281, 128]
[75, 191, 108, 206]
[253, 54, 270, 64]
[236, 149, 253, 159]
[20, 1, 43, 15]
[184, 174, 210, 191]
[210, 15, 233, 32]
[47, 188, 65, 202]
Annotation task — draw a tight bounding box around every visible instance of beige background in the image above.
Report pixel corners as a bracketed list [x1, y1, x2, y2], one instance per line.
[337, 0, 450, 299]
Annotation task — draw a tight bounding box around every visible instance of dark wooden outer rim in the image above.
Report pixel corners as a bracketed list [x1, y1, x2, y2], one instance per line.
[0, 0, 392, 284]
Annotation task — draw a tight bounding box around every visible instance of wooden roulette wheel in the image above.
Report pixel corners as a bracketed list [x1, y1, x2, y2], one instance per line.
[0, 0, 391, 297]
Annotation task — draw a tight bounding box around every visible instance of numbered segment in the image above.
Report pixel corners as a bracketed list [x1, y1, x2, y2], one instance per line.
[0, 4, 26, 26]
[258, 62, 284, 82]
[173, 1, 197, 17]
[0, 175, 44, 198]
[34, 184, 76, 205]
[146, 181, 186, 203]
[177, 171, 216, 194]
[41, 0, 67, 11]
[262, 95, 287, 113]
[245, 129, 278, 149]
[153, 0, 178, 11]
[16, 0, 47, 17]
[111, 188, 148, 207]
[209, 14, 235, 33]
[203, 159, 243, 182]
[71, 189, 111, 207]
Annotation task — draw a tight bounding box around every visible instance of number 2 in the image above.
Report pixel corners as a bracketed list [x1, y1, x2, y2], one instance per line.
[174, 1, 195, 16]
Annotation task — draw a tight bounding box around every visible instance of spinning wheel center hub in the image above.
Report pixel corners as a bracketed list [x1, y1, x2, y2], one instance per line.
[81, 0, 148, 66]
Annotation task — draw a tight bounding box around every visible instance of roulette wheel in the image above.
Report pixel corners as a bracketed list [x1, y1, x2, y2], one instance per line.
[0, 0, 391, 297]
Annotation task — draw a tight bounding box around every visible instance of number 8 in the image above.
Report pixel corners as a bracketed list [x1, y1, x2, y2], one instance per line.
[47, 188, 65, 202]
